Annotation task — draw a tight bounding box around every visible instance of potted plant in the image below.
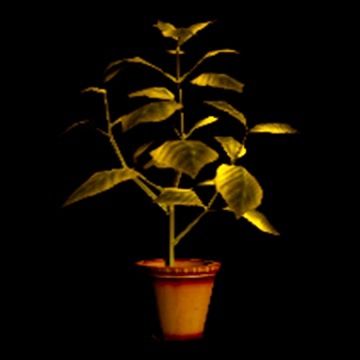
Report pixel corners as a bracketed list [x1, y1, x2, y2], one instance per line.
[62, 20, 297, 341]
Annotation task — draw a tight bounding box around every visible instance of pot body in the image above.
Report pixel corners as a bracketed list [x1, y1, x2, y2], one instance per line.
[136, 259, 221, 341]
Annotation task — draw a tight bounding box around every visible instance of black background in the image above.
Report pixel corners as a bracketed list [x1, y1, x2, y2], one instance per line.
[45, 10, 325, 355]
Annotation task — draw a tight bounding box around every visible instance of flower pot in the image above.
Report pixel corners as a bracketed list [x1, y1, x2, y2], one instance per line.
[136, 259, 221, 341]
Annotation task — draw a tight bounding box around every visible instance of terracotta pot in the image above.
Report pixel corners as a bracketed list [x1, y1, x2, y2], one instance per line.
[136, 259, 221, 341]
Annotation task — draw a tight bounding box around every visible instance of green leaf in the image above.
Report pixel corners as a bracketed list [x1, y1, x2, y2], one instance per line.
[133, 142, 154, 163]
[155, 188, 204, 207]
[129, 87, 175, 101]
[205, 101, 247, 127]
[187, 116, 218, 137]
[250, 123, 298, 134]
[215, 164, 263, 219]
[64, 168, 139, 207]
[215, 136, 246, 162]
[150, 140, 219, 179]
[182, 49, 239, 81]
[154, 20, 213, 45]
[243, 210, 280, 236]
[191, 73, 245, 94]
[104, 57, 176, 83]
[114, 101, 182, 132]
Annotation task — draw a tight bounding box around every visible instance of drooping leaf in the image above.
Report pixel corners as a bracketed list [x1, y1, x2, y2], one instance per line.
[250, 123, 298, 134]
[133, 142, 154, 163]
[187, 116, 218, 137]
[114, 101, 182, 132]
[154, 20, 213, 46]
[243, 210, 280, 236]
[150, 140, 219, 179]
[61, 120, 90, 136]
[215, 164, 263, 219]
[129, 87, 175, 101]
[64, 168, 139, 207]
[191, 73, 245, 94]
[104, 57, 176, 83]
[182, 49, 239, 81]
[155, 188, 204, 207]
[205, 101, 247, 127]
[215, 136, 247, 162]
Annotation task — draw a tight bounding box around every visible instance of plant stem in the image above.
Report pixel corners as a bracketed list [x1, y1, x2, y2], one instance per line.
[174, 192, 218, 246]
[176, 45, 185, 138]
[102, 90, 167, 212]
[167, 206, 175, 266]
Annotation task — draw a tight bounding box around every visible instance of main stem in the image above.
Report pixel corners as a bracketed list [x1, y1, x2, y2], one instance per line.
[166, 44, 185, 267]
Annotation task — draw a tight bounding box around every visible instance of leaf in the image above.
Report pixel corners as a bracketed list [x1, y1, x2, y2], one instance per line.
[178, 21, 213, 45]
[61, 120, 90, 136]
[154, 21, 178, 40]
[198, 179, 215, 186]
[155, 188, 204, 207]
[191, 73, 245, 94]
[104, 57, 176, 83]
[81, 87, 106, 95]
[114, 101, 182, 132]
[154, 20, 213, 45]
[187, 116, 218, 137]
[205, 101, 247, 127]
[150, 140, 219, 179]
[215, 137, 247, 162]
[133, 142, 154, 163]
[243, 210, 280, 236]
[250, 123, 298, 134]
[64, 168, 139, 207]
[182, 49, 239, 81]
[167, 49, 186, 55]
[215, 164, 263, 219]
[129, 87, 175, 101]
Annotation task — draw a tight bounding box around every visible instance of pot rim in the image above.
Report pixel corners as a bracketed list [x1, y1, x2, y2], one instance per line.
[135, 258, 221, 278]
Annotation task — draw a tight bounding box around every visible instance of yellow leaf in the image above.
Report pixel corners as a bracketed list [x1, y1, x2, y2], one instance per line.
[191, 73, 245, 94]
[215, 164, 263, 219]
[154, 21, 178, 40]
[115, 101, 182, 132]
[198, 180, 215, 186]
[187, 116, 218, 137]
[133, 142, 154, 163]
[215, 136, 246, 162]
[150, 140, 219, 179]
[104, 57, 176, 83]
[250, 123, 298, 134]
[81, 87, 106, 95]
[243, 210, 280, 236]
[155, 188, 204, 207]
[182, 49, 239, 81]
[64, 168, 139, 207]
[129, 87, 175, 101]
[205, 101, 247, 127]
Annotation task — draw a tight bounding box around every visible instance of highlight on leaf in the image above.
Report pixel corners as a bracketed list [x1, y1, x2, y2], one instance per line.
[187, 116, 218, 137]
[81, 87, 106, 95]
[191, 73, 245, 94]
[64, 168, 139, 207]
[250, 123, 298, 134]
[182, 49, 239, 81]
[198, 179, 215, 186]
[243, 210, 280, 236]
[129, 87, 175, 101]
[104, 57, 176, 83]
[215, 137, 246, 162]
[215, 164, 263, 219]
[205, 101, 247, 127]
[155, 188, 204, 207]
[114, 101, 183, 132]
[150, 140, 219, 179]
